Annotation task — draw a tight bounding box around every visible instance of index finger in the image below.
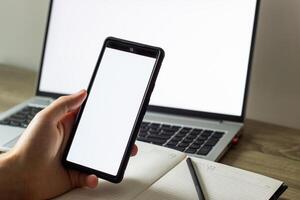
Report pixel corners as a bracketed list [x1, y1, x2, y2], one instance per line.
[43, 90, 87, 122]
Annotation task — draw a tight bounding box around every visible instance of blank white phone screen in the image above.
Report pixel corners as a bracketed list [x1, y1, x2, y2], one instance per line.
[67, 47, 156, 176]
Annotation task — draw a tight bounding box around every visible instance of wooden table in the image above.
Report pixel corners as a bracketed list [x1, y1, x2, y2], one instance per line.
[0, 65, 299, 199]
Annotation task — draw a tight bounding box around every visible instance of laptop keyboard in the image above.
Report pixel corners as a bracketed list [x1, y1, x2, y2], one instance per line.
[0, 106, 224, 156]
[137, 122, 225, 156]
[0, 106, 44, 128]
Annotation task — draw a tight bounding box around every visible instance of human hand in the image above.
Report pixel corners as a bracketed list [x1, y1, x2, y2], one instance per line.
[0, 90, 138, 199]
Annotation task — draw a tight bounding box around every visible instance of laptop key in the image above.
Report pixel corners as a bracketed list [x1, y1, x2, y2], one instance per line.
[205, 138, 219, 146]
[212, 131, 225, 138]
[182, 127, 192, 132]
[161, 124, 171, 128]
[141, 122, 150, 127]
[186, 134, 197, 140]
[190, 130, 201, 136]
[140, 126, 149, 131]
[193, 140, 204, 146]
[199, 134, 210, 139]
[161, 127, 176, 133]
[178, 142, 189, 148]
[176, 134, 185, 139]
[196, 136, 207, 141]
[166, 141, 178, 146]
[137, 134, 147, 138]
[152, 140, 166, 145]
[202, 130, 213, 137]
[165, 144, 176, 149]
[170, 137, 182, 142]
[183, 138, 193, 143]
[150, 123, 160, 128]
[172, 146, 186, 152]
[194, 128, 203, 132]
[139, 129, 147, 133]
[138, 131, 148, 137]
[197, 146, 212, 155]
[161, 131, 174, 136]
[171, 125, 181, 130]
[190, 143, 201, 149]
[185, 148, 197, 154]
[148, 130, 160, 135]
[176, 132, 187, 137]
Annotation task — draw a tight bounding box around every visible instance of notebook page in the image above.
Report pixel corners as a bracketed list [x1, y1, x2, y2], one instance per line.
[133, 157, 199, 200]
[134, 157, 283, 200]
[55, 141, 186, 200]
[193, 158, 283, 200]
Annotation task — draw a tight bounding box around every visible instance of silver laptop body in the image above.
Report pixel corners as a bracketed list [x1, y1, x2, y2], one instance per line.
[0, 97, 53, 151]
[0, 0, 260, 161]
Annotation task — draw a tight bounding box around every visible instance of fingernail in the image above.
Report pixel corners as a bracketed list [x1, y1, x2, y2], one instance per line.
[75, 89, 86, 95]
[71, 90, 87, 101]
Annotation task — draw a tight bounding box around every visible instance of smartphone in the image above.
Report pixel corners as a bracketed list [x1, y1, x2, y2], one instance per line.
[62, 37, 164, 183]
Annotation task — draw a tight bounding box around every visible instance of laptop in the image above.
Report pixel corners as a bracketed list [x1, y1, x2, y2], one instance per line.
[0, 0, 260, 161]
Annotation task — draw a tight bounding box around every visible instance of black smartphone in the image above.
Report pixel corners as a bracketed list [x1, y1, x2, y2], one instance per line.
[62, 37, 164, 183]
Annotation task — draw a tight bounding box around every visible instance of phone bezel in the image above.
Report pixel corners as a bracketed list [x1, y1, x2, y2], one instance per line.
[62, 37, 164, 183]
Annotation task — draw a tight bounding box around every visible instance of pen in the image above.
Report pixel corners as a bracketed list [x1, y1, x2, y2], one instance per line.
[186, 157, 206, 200]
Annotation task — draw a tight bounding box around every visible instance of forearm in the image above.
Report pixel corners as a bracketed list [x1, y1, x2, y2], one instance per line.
[0, 152, 28, 199]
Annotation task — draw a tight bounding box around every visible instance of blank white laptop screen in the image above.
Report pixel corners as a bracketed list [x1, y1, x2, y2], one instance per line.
[39, 0, 257, 116]
[67, 47, 156, 175]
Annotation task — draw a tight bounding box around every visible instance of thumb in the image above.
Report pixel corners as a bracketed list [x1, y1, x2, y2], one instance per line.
[43, 90, 87, 122]
[68, 170, 99, 189]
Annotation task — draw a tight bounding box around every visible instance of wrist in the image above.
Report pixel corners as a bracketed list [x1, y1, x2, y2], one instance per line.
[0, 151, 30, 199]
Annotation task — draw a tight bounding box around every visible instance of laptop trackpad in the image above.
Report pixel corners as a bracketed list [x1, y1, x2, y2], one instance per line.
[3, 135, 21, 148]
[0, 126, 23, 146]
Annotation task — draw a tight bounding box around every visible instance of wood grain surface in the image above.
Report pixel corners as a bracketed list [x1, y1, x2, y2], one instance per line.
[0, 65, 36, 111]
[0, 65, 299, 199]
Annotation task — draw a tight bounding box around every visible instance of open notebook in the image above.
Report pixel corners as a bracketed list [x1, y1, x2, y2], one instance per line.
[55, 141, 287, 200]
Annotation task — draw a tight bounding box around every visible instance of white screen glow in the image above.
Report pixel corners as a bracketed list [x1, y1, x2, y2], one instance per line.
[39, 0, 257, 116]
